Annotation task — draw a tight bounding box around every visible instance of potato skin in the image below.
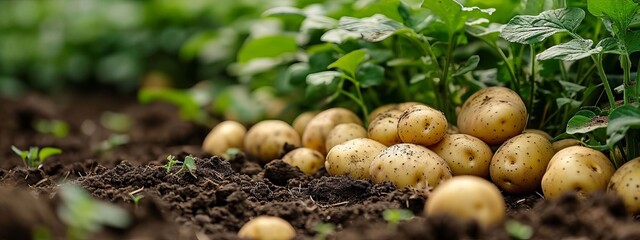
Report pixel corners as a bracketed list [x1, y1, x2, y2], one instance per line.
[429, 134, 493, 178]
[325, 123, 367, 153]
[202, 121, 247, 157]
[398, 104, 448, 147]
[608, 157, 640, 213]
[325, 138, 386, 179]
[244, 120, 301, 163]
[542, 146, 615, 199]
[292, 111, 318, 136]
[369, 143, 452, 189]
[368, 109, 403, 146]
[552, 138, 580, 152]
[281, 148, 325, 175]
[424, 176, 505, 227]
[490, 133, 554, 194]
[302, 108, 363, 155]
[237, 216, 295, 240]
[457, 87, 527, 145]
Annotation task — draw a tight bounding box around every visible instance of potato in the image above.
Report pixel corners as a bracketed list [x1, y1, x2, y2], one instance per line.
[281, 148, 325, 175]
[608, 157, 640, 213]
[325, 123, 367, 153]
[542, 146, 615, 198]
[369, 103, 398, 121]
[490, 133, 554, 194]
[429, 134, 493, 178]
[202, 121, 247, 157]
[552, 138, 580, 152]
[292, 111, 318, 136]
[522, 129, 552, 140]
[325, 138, 386, 179]
[424, 176, 505, 227]
[369, 143, 452, 189]
[398, 104, 448, 146]
[237, 216, 295, 240]
[244, 120, 301, 163]
[457, 87, 527, 145]
[367, 109, 403, 146]
[302, 108, 363, 155]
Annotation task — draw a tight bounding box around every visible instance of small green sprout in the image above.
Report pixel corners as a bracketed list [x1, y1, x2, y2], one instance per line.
[33, 119, 69, 138]
[128, 187, 145, 208]
[165, 155, 179, 173]
[57, 183, 131, 240]
[382, 209, 414, 225]
[11, 145, 62, 168]
[100, 111, 132, 133]
[313, 222, 335, 240]
[505, 220, 533, 240]
[165, 155, 197, 178]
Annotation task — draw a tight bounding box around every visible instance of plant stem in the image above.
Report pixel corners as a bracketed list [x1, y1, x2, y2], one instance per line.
[621, 54, 635, 105]
[592, 55, 616, 110]
[482, 39, 520, 93]
[439, 34, 457, 123]
[342, 76, 370, 126]
[394, 68, 410, 101]
[529, 44, 536, 115]
[627, 129, 639, 161]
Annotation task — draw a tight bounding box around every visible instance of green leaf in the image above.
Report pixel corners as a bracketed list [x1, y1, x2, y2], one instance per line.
[401, 0, 424, 9]
[567, 114, 608, 134]
[354, 0, 404, 22]
[422, 0, 495, 36]
[328, 49, 367, 77]
[237, 35, 297, 63]
[335, 14, 405, 42]
[607, 105, 640, 147]
[500, 8, 585, 44]
[465, 23, 504, 42]
[505, 220, 533, 240]
[11, 145, 27, 160]
[183, 156, 197, 178]
[307, 71, 345, 86]
[597, 37, 623, 54]
[382, 209, 414, 224]
[624, 30, 640, 53]
[558, 80, 586, 93]
[356, 62, 385, 88]
[453, 55, 479, 77]
[138, 89, 203, 122]
[556, 97, 582, 109]
[27, 147, 39, 165]
[39, 147, 62, 162]
[536, 39, 601, 61]
[587, 0, 640, 34]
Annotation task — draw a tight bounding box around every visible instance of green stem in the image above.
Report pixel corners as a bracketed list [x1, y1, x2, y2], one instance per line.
[577, 64, 596, 86]
[621, 54, 634, 105]
[394, 68, 410, 101]
[438, 34, 457, 123]
[637, 58, 640, 104]
[529, 44, 536, 115]
[342, 76, 370, 126]
[482, 39, 520, 93]
[627, 130, 639, 161]
[592, 55, 616, 110]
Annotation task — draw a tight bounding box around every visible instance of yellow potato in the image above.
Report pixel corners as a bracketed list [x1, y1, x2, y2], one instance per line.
[457, 87, 527, 145]
[398, 104, 448, 147]
[369, 143, 452, 189]
[367, 109, 403, 146]
[608, 157, 640, 214]
[490, 133, 555, 194]
[522, 129, 552, 140]
[325, 138, 386, 179]
[369, 103, 398, 121]
[325, 123, 367, 153]
[237, 216, 295, 240]
[302, 108, 363, 155]
[542, 146, 615, 198]
[244, 120, 301, 163]
[551, 138, 580, 152]
[424, 176, 505, 227]
[202, 121, 247, 157]
[281, 148, 325, 175]
[292, 111, 318, 136]
[429, 134, 493, 178]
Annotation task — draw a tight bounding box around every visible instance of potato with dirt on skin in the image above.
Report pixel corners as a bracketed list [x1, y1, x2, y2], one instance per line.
[522, 129, 552, 140]
[424, 175, 505, 227]
[368, 102, 422, 120]
[302, 108, 363, 155]
[368, 109, 403, 146]
[325, 123, 367, 153]
[457, 87, 527, 145]
[490, 133, 555, 194]
[325, 138, 386, 179]
[281, 148, 324, 175]
[608, 157, 640, 214]
[542, 146, 615, 198]
[202, 121, 247, 157]
[552, 138, 580, 152]
[429, 134, 493, 178]
[398, 104, 448, 147]
[292, 111, 318, 136]
[237, 215, 295, 240]
[244, 120, 301, 163]
[369, 143, 452, 189]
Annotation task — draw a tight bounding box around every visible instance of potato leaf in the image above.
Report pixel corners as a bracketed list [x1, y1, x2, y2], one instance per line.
[422, 0, 494, 36]
[328, 49, 367, 77]
[536, 39, 602, 61]
[11, 145, 28, 161]
[356, 62, 385, 88]
[587, 0, 640, 33]
[453, 55, 479, 77]
[567, 114, 608, 135]
[306, 71, 345, 86]
[237, 35, 297, 63]
[607, 105, 640, 147]
[335, 14, 405, 42]
[500, 8, 585, 44]
[183, 156, 197, 178]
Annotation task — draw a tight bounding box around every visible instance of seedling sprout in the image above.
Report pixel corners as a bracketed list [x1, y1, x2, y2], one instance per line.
[11, 145, 62, 168]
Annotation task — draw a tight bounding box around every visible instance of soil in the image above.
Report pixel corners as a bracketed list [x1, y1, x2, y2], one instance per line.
[1, 92, 639, 240]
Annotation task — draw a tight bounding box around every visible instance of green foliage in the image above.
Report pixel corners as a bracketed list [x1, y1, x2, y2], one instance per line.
[100, 112, 132, 133]
[313, 222, 335, 240]
[165, 155, 198, 178]
[57, 183, 131, 240]
[382, 208, 414, 224]
[11, 145, 62, 168]
[33, 119, 69, 138]
[505, 220, 534, 240]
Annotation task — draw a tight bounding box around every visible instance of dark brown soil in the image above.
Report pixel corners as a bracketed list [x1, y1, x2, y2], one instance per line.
[1, 92, 639, 240]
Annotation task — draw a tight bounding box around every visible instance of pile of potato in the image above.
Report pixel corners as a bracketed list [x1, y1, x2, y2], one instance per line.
[202, 86, 640, 232]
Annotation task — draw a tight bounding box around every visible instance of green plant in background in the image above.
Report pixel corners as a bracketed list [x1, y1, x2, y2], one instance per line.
[100, 111, 132, 133]
[312, 222, 335, 240]
[11, 145, 62, 168]
[57, 183, 131, 240]
[33, 119, 69, 138]
[505, 219, 534, 240]
[382, 208, 414, 225]
[93, 134, 130, 154]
